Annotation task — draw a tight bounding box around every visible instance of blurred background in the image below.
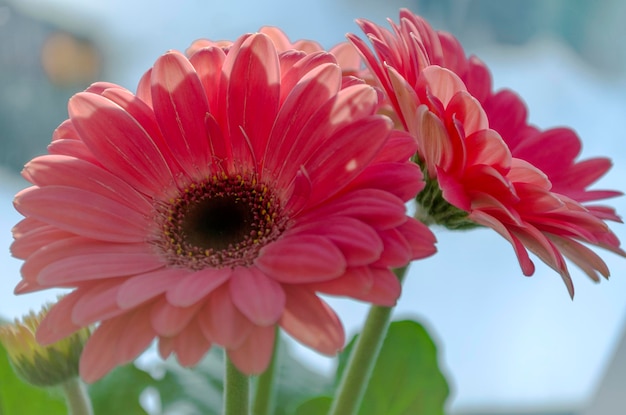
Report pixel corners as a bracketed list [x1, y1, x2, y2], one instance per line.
[1, 0, 625, 414]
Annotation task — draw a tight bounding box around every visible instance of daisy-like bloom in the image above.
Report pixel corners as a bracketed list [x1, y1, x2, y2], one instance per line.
[11, 32, 436, 382]
[0, 303, 90, 387]
[348, 9, 624, 296]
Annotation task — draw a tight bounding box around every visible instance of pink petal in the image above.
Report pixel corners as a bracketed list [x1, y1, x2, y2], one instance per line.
[420, 65, 467, 107]
[346, 32, 392, 99]
[278, 52, 338, 104]
[14, 186, 150, 243]
[118, 268, 188, 309]
[299, 188, 408, 230]
[551, 235, 609, 282]
[22, 155, 152, 213]
[168, 319, 212, 367]
[38, 251, 164, 285]
[306, 266, 374, 298]
[512, 127, 580, 176]
[68, 92, 176, 196]
[21, 237, 154, 287]
[325, 84, 380, 133]
[150, 297, 204, 337]
[435, 166, 472, 211]
[289, 217, 384, 266]
[346, 161, 424, 202]
[79, 316, 125, 383]
[359, 267, 402, 306]
[371, 130, 419, 163]
[414, 105, 452, 177]
[445, 90, 489, 136]
[100, 86, 189, 186]
[136, 68, 153, 107]
[47, 138, 100, 165]
[255, 235, 346, 283]
[189, 47, 231, 163]
[189, 45, 227, 115]
[166, 267, 232, 307]
[229, 267, 285, 326]
[227, 33, 280, 169]
[115, 307, 156, 363]
[330, 41, 364, 72]
[396, 217, 438, 260]
[11, 224, 74, 259]
[37, 290, 84, 345]
[280, 286, 345, 355]
[465, 129, 511, 172]
[71, 280, 127, 326]
[11, 216, 46, 237]
[265, 62, 341, 181]
[13, 280, 47, 294]
[372, 228, 412, 268]
[386, 64, 419, 130]
[227, 325, 276, 375]
[197, 284, 253, 348]
[157, 336, 174, 360]
[151, 50, 212, 177]
[283, 167, 312, 215]
[52, 118, 80, 141]
[305, 115, 391, 204]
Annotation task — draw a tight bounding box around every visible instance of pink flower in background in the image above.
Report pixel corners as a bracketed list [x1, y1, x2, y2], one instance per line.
[349, 8, 624, 296]
[11, 33, 436, 382]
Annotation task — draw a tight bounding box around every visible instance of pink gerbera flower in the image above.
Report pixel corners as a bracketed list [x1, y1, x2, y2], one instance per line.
[11, 33, 436, 382]
[348, 9, 624, 295]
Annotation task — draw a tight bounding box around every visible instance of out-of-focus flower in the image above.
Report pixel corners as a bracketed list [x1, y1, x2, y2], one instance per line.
[348, 8, 624, 296]
[0, 303, 90, 387]
[11, 32, 436, 382]
[41, 31, 102, 87]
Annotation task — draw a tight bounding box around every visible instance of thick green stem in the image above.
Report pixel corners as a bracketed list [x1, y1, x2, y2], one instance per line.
[61, 377, 93, 415]
[224, 356, 250, 415]
[328, 266, 408, 415]
[252, 328, 279, 415]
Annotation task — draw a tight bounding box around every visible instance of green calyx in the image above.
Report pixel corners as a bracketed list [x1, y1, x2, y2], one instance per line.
[11, 333, 86, 387]
[415, 168, 481, 230]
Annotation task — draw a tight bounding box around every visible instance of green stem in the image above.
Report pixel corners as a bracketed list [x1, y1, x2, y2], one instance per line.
[328, 266, 409, 415]
[252, 328, 279, 415]
[224, 355, 250, 415]
[61, 377, 93, 415]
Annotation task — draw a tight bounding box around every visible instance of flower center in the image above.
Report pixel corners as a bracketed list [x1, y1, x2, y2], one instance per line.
[181, 195, 253, 251]
[155, 174, 287, 269]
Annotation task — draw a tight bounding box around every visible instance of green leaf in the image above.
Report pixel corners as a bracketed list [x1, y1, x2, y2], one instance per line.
[89, 363, 157, 415]
[271, 341, 333, 415]
[293, 396, 332, 415]
[0, 343, 67, 415]
[337, 320, 449, 415]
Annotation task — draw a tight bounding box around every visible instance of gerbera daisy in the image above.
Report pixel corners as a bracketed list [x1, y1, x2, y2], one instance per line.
[348, 9, 624, 296]
[10, 32, 436, 382]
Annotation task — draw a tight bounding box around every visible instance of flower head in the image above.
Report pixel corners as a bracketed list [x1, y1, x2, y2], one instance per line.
[0, 303, 90, 387]
[348, 9, 624, 296]
[11, 32, 436, 382]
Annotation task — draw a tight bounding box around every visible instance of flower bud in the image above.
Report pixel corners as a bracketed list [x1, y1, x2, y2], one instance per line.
[0, 303, 90, 387]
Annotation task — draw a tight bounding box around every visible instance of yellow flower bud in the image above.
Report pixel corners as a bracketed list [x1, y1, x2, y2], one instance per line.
[0, 303, 91, 387]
